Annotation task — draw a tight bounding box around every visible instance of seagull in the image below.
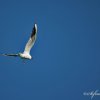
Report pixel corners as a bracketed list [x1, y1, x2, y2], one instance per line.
[1, 23, 37, 60]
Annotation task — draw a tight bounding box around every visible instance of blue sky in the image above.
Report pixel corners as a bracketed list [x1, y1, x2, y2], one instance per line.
[0, 0, 100, 100]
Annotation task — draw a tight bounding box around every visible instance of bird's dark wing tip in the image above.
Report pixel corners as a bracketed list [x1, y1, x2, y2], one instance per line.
[31, 24, 37, 38]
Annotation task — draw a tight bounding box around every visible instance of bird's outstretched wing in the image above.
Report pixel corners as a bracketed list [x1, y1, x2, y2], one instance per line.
[24, 24, 37, 54]
[1, 54, 18, 57]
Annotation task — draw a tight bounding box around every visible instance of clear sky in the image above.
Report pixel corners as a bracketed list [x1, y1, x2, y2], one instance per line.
[0, 0, 100, 100]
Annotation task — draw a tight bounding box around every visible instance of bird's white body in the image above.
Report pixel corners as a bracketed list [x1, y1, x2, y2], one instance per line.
[19, 52, 32, 59]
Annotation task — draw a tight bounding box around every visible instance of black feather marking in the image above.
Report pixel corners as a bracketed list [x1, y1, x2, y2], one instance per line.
[31, 25, 36, 38]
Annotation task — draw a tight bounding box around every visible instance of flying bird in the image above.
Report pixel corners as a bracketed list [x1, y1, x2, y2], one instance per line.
[1, 23, 37, 60]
